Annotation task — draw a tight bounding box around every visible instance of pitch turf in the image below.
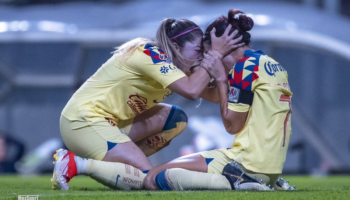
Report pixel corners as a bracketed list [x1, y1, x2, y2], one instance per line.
[0, 175, 349, 200]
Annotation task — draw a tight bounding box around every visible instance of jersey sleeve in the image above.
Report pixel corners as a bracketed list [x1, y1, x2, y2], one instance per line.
[227, 56, 262, 112]
[128, 44, 186, 88]
[228, 103, 250, 112]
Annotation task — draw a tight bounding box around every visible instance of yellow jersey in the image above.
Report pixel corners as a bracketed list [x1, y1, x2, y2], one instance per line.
[226, 50, 292, 174]
[62, 44, 186, 123]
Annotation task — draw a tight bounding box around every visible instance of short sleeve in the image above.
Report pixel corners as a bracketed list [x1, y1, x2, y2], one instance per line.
[127, 44, 186, 88]
[228, 103, 250, 112]
[226, 56, 262, 112]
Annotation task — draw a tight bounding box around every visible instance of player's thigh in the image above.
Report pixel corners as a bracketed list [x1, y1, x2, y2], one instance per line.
[60, 115, 131, 160]
[199, 149, 234, 174]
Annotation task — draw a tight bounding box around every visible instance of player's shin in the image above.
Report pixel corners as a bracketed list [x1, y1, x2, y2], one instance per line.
[77, 158, 146, 190]
[155, 168, 231, 191]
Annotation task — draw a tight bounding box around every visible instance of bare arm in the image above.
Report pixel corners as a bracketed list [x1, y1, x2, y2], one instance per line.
[201, 52, 248, 134]
[167, 67, 211, 101]
[168, 25, 244, 101]
[216, 80, 248, 134]
[199, 82, 220, 104]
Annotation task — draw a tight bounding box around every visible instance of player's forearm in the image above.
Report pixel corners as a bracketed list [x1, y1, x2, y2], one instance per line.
[200, 86, 220, 103]
[217, 80, 247, 134]
[182, 68, 211, 100]
[216, 80, 233, 130]
[189, 67, 212, 92]
[168, 68, 211, 101]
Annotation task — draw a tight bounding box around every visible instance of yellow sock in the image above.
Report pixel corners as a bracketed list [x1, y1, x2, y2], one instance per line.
[159, 168, 231, 190]
[85, 159, 146, 190]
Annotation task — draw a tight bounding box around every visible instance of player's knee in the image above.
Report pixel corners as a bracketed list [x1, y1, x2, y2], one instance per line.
[162, 105, 188, 137]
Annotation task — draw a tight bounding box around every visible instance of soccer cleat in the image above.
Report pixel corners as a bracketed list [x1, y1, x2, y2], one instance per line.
[51, 149, 78, 190]
[222, 161, 271, 191]
[275, 177, 296, 191]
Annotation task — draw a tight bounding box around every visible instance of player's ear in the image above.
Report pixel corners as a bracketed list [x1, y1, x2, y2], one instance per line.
[173, 43, 180, 51]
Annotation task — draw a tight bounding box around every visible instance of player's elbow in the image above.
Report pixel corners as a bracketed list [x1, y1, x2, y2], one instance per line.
[186, 95, 198, 101]
[226, 126, 240, 135]
[184, 89, 200, 101]
[212, 98, 220, 104]
[208, 99, 220, 104]
[225, 122, 244, 135]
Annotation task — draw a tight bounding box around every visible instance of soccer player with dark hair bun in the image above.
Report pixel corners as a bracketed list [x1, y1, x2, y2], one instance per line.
[52, 18, 244, 190]
[144, 9, 293, 191]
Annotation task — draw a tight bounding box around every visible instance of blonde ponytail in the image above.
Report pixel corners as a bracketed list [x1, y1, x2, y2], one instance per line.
[113, 37, 157, 62]
[156, 19, 179, 64]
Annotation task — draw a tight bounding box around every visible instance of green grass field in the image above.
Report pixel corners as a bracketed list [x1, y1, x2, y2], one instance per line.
[0, 175, 349, 200]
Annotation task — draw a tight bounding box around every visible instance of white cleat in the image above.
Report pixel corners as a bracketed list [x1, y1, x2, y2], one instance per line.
[275, 177, 296, 191]
[234, 182, 272, 191]
[51, 149, 77, 190]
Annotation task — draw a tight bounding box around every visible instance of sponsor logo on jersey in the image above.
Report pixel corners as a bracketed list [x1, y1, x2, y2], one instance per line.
[127, 94, 148, 115]
[160, 66, 169, 74]
[160, 64, 180, 74]
[264, 61, 285, 76]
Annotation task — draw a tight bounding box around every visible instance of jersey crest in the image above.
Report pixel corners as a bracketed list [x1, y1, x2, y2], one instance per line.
[143, 44, 167, 64]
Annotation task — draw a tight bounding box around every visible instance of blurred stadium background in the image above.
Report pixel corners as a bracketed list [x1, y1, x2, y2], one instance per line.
[0, 0, 349, 177]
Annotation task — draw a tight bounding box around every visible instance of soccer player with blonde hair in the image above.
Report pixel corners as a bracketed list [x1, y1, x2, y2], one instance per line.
[52, 18, 244, 190]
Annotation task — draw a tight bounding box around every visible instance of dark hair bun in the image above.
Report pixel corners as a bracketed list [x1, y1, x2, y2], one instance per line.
[228, 9, 254, 31]
[239, 15, 254, 31]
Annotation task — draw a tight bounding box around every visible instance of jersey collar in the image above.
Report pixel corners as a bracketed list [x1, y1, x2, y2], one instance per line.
[244, 49, 266, 58]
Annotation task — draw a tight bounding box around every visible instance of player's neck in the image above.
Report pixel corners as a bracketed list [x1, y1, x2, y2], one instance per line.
[232, 46, 251, 62]
[223, 46, 252, 73]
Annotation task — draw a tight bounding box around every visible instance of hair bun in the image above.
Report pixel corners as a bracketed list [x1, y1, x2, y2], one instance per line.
[238, 15, 254, 31]
[228, 9, 241, 24]
[227, 9, 254, 31]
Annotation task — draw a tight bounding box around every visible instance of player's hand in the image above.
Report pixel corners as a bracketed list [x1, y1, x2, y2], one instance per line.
[211, 24, 244, 58]
[201, 51, 226, 82]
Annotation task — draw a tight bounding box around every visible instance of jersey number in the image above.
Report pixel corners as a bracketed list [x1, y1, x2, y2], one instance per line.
[279, 94, 291, 147]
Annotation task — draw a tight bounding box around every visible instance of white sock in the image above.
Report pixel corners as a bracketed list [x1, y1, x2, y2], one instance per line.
[86, 159, 146, 190]
[160, 168, 231, 190]
[74, 156, 88, 175]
